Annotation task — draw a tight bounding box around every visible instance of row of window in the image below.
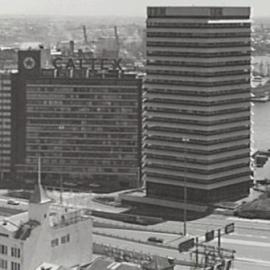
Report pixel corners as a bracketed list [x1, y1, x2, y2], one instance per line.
[146, 116, 249, 126]
[145, 162, 249, 175]
[145, 171, 250, 184]
[147, 51, 250, 58]
[145, 152, 249, 166]
[145, 134, 249, 146]
[51, 234, 70, 248]
[28, 139, 137, 146]
[28, 133, 137, 140]
[147, 32, 250, 38]
[146, 107, 250, 116]
[27, 94, 137, 100]
[147, 41, 250, 48]
[11, 262, 20, 270]
[31, 77, 137, 86]
[0, 129, 11, 133]
[147, 60, 250, 68]
[27, 126, 138, 133]
[27, 106, 136, 114]
[146, 22, 250, 29]
[147, 125, 249, 135]
[28, 100, 136, 106]
[147, 69, 250, 77]
[0, 258, 7, 269]
[145, 79, 250, 87]
[145, 97, 250, 106]
[29, 87, 137, 94]
[0, 137, 10, 141]
[27, 145, 137, 153]
[28, 157, 136, 167]
[27, 119, 137, 125]
[25, 153, 137, 162]
[145, 88, 249, 97]
[0, 260, 19, 270]
[23, 162, 136, 174]
[11, 248, 20, 258]
[145, 143, 249, 155]
[0, 99, 10, 103]
[0, 150, 11, 154]
[28, 132, 137, 139]
[27, 113, 138, 120]
[0, 246, 20, 258]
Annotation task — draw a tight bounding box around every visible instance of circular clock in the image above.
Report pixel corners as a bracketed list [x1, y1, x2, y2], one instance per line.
[23, 57, 36, 70]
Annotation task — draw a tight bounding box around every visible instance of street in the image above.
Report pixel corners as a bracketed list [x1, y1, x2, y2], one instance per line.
[93, 213, 270, 270]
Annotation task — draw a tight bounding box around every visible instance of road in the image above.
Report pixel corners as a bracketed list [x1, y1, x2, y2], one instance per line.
[93, 214, 270, 270]
[185, 215, 270, 270]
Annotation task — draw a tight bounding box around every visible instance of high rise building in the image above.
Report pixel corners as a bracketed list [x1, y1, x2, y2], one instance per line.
[143, 6, 251, 203]
[11, 50, 142, 190]
[0, 72, 12, 180]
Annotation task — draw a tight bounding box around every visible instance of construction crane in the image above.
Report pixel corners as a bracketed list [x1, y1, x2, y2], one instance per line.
[82, 25, 88, 45]
[114, 26, 120, 58]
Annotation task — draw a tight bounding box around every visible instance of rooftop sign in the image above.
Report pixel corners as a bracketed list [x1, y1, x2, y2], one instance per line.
[52, 57, 122, 72]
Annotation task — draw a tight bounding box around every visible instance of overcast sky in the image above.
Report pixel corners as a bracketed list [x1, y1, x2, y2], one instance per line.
[0, 0, 268, 17]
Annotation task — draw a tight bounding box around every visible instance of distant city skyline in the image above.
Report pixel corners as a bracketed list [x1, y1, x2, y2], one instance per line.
[0, 0, 269, 17]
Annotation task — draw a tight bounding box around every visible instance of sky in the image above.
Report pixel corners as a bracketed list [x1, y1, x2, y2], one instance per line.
[0, 0, 268, 17]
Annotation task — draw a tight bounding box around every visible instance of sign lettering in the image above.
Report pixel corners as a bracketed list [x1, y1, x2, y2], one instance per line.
[52, 57, 122, 72]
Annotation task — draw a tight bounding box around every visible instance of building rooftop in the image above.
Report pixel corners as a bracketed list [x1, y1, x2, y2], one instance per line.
[147, 6, 250, 18]
[36, 262, 68, 270]
[0, 212, 28, 232]
[84, 257, 141, 270]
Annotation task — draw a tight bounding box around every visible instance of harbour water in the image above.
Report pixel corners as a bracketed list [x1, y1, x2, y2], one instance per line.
[252, 102, 270, 179]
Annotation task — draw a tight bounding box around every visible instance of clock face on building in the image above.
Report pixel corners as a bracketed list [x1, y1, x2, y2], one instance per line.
[23, 57, 36, 70]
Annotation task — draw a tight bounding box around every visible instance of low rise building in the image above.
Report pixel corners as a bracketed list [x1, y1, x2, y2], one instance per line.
[0, 179, 92, 270]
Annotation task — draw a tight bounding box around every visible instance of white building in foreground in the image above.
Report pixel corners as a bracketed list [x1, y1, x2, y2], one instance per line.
[0, 181, 92, 270]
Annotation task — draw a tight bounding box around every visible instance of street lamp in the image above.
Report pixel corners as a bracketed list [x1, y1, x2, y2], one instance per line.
[182, 137, 190, 236]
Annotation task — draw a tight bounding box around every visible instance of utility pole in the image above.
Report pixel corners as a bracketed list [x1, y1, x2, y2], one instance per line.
[182, 137, 189, 236]
[218, 229, 221, 255]
[60, 174, 63, 204]
[195, 237, 199, 267]
[58, 125, 65, 205]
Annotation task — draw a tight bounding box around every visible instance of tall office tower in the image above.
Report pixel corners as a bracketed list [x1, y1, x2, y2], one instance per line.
[143, 7, 251, 203]
[0, 72, 12, 180]
[11, 50, 142, 191]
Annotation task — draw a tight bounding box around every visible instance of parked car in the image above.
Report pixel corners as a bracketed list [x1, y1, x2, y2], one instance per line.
[7, 199, 20, 205]
[147, 236, 163, 243]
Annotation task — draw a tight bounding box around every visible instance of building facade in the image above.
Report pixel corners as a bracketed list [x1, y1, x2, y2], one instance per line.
[143, 6, 251, 203]
[0, 72, 12, 180]
[12, 50, 142, 190]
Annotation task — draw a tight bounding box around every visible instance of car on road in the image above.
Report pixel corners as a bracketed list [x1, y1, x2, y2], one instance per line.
[7, 199, 20, 206]
[147, 236, 163, 243]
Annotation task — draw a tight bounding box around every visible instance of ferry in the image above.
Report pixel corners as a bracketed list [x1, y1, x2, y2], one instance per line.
[251, 92, 269, 102]
[252, 75, 263, 82]
[251, 95, 269, 102]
